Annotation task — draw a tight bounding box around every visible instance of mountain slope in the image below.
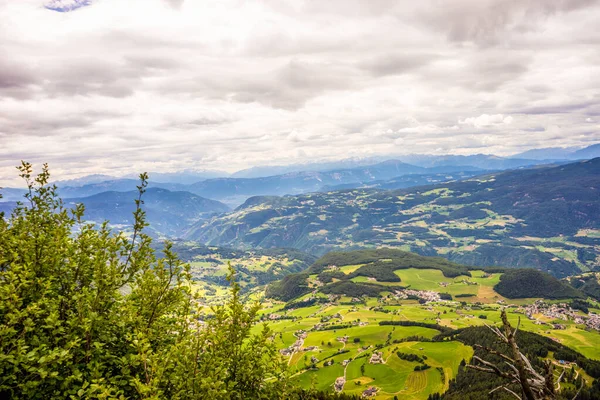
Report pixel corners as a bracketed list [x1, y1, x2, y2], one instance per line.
[67, 188, 229, 236]
[57, 179, 189, 198]
[186, 159, 600, 277]
[572, 143, 600, 160]
[511, 143, 600, 161]
[396, 154, 549, 169]
[320, 171, 486, 191]
[511, 146, 580, 160]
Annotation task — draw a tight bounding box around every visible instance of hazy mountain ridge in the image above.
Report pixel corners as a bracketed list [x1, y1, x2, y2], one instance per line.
[65, 188, 229, 236]
[512, 143, 600, 161]
[4, 145, 598, 206]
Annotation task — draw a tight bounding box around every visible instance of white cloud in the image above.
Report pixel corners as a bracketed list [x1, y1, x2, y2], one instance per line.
[0, 0, 599, 185]
[459, 114, 514, 128]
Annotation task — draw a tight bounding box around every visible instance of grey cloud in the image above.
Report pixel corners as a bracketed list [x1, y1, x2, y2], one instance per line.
[420, 51, 530, 91]
[0, 109, 126, 137]
[39, 55, 184, 99]
[164, 0, 184, 9]
[124, 55, 183, 71]
[359, 53, 437, 77]
[469, 57, 529, 91]
[517, 101, 598, 115]
[0, 59, 40, 99]
[419, 0, 600, 45]
[160, 59, 361, 110]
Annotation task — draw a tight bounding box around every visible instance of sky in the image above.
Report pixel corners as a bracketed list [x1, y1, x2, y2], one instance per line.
[1, 0, 599, 185]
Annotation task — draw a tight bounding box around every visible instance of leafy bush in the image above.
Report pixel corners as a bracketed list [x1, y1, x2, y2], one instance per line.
[379, 320, 452, 333]
[413, 364, 431, 371]
[397, 352, 425, 363]
[0, 164, 292, 399]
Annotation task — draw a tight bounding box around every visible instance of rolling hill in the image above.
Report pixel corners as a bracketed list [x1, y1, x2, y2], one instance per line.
[186, 158, 600, 277]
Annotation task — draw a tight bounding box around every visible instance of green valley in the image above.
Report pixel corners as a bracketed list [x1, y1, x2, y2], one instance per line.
[177, 246, 600, 398]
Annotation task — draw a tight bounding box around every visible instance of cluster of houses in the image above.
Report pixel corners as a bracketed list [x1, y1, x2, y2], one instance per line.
[320, 312, 343, 323]
[394, 288, 443, 302]
[313, 319, 368, 331]
[279, 330, 308, 356]
[522, 300, 600, 332]
[362, 386, 378, 397]
[369, 351, 384, 364]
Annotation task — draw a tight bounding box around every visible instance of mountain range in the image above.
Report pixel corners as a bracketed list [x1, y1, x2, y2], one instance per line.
[76, 188, 229, 236]
[185, 158, 600, 278]
[0, 188, 229, 237]
[4, 144, 599, 206]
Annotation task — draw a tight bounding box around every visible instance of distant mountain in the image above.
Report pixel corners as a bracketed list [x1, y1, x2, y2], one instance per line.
[188, 161, 484, 206]
[572, 143, 600, 160]
[2, 161, 482, 208]
[511, 143, 600, 161]
[124, 170, 229, 184]
[56, 174, 120, 187]
[0, 187, 28, 202]
[230, 153, 561, 179]
[231, 158, 386, 178]
[56, 179, 189, 199]
[320, 170, 486, 191]
[64, 188, 229, 237]
[0, 187, 230, 237]
[510, 147, 580, 160]
[187, 158, 600, 277]
[397, 154, 550, 170]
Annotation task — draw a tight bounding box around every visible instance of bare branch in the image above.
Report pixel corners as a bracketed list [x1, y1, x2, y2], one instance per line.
[474, 344, 516, 364]
[502, 386, 523, 400]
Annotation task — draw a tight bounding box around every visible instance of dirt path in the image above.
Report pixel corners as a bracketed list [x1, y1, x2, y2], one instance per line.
[334, 355, 355, 392]
[288, 334, 306, 366]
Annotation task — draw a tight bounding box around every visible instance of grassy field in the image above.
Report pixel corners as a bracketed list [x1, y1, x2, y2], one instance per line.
[253, 264, 600, 398]
[269, 297, 475, 399]
[193, 252, 600, 399]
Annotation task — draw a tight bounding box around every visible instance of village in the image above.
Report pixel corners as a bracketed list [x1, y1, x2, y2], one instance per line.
[522, 300, 600, 332]
[393, 288, 443, 303]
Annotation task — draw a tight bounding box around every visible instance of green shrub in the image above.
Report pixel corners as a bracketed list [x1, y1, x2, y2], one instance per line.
[0, 164, 290, 399]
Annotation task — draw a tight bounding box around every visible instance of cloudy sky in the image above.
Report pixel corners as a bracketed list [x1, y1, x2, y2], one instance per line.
[1, 0, 599, 185]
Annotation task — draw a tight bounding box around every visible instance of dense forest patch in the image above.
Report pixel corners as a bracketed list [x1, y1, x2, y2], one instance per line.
[493, 269, 584, 299]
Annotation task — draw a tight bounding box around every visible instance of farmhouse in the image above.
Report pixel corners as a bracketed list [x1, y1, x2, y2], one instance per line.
[362, 386, 378, 397]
